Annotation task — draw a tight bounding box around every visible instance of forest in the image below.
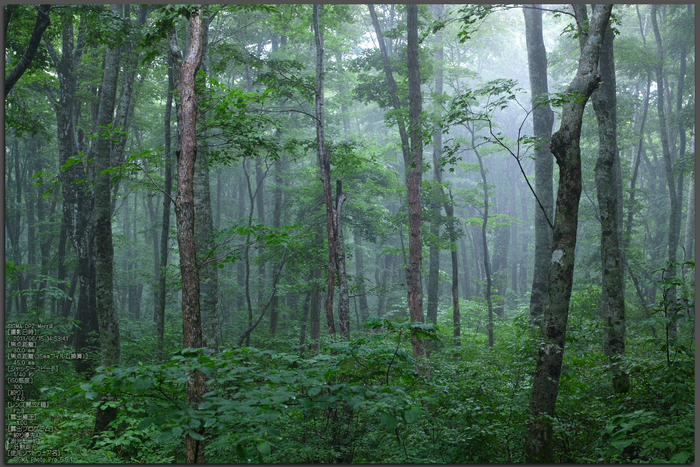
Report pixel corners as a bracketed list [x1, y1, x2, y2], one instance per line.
[3, 3, 695, 464]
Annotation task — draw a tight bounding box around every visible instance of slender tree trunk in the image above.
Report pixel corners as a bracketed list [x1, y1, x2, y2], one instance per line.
[237, 172, 246, 311]
[168, 9, 206, 463]
[470, 129, 494, 348]
[194, 9, 219, 350]
[591, 29, 629, 394]
[354, 234, 370, 326]
[314, 4, 337, 338]
[651, 5, 680, 319]
[156, 57, 174, 362]
[492, 214, 510, 319]
[309, 225, 324, 353]
[269, 152, 284, 335]
[334, 181, 350, 338]
[405, 4, 426, 362]
[526, 5, 611, 462]
[427, 221, 440, 325]
[255, 159, 266, 303]
[523, 4, 554, 324]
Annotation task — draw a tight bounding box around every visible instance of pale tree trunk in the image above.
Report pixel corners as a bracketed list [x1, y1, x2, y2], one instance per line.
[354, 234, 370, 327]
[492, 214, 510, 319]
[156, 57, 174, 362]
[194, 8, 219, 350]
[92, 3, 122, 436]
[651, 5, 681, 339]
[431, 3, 460, 348]
[255, 160, 266, 303]
[110, 5, 149, 212]
[526, 5, 612, 462]
[591, 28, 629, 394]
[308, 225, 324, 353]
[427, 223, 440, 325]
[269, 154, 284, 335]
[406, 4, 426, 362]
[168, 9, 206, 463]
[470, 128, 494, 348]
[314, 4, 337, 338]
[236, 173, 246, 311]
[523, 4, 554, 324]
[334, 181, 350, 338]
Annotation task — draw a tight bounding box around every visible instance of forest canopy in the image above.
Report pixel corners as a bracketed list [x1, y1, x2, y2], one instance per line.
[4, 3, 695, 463]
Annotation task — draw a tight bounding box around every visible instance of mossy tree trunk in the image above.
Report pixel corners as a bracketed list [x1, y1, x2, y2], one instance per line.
[526, 5, 612, 462]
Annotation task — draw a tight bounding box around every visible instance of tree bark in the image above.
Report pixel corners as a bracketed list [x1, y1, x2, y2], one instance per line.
[92, 4, 122, 435]
[406, 4, 426, 362]
[523, 4, 554, 324]
[309, 225, 324, 353]
[591, 28, 629, 394]
[194, 9, 219, 350]
[168, 8, 206, 463]
[526, 5, 611, 462]
[45, 17, 98, 374]
[335, 181, 350, 338]
[156, 56, 174, 362]
[314, 4, 337, 338]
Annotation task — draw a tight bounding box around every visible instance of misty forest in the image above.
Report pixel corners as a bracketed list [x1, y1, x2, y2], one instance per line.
[4, 3, 695, 463]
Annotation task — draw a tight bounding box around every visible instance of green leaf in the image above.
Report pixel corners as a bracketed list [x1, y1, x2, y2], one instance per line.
[308, 387, 322, 397]
[156, 432, 173, 444]
[257, 441, 271, 456]
[404, 406, 422, 423]
[611, 439, 633, 450]
[137, 418, 154, 430]
[133, 375, 152, 391]
[380, 412, 398, 431]
[669, 452, 691, 463]
[187, 430, 205, 441]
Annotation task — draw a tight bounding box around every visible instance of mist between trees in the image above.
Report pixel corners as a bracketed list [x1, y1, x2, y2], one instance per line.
[5, 3, 694, 464]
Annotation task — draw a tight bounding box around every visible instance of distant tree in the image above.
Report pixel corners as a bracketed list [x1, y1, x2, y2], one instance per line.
[522, 4, 554, 324]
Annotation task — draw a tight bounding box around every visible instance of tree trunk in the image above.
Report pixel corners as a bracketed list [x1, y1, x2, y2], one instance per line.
[335, 181, 350, 338]
[526, 5, 612, 462]
[651, 5, 680, 320]
[308, 225, 324, 353]
[194, 10, 219, 350]
[5, 4, 52, 96]
[523, 4, 554, 324]
[168, 9, 206, 463]
[470, 130, 494, 348]
[405, 4, 426, 362]
[92, 5, 122, 434]
[46, 16, 98, 374]
[314, 4, 337, 338]
[156, 56, 174, 362]
[492, 215, 510, 319]
[591, 29, 629, 394]
[269, 154, 284, 335]
[354, 234, 370, 326]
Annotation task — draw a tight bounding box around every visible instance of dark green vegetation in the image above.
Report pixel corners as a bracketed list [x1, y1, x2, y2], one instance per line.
[5, 3, 695, 464]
